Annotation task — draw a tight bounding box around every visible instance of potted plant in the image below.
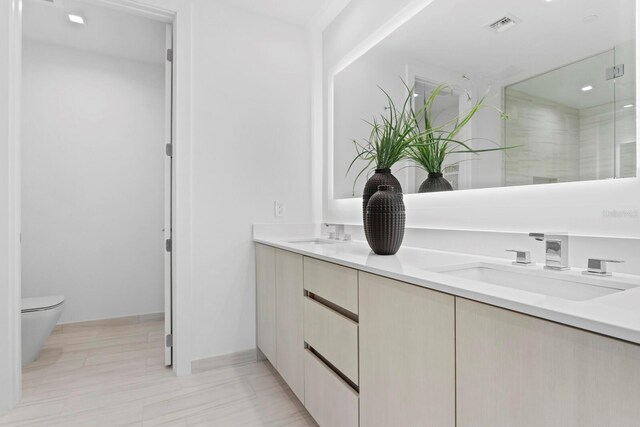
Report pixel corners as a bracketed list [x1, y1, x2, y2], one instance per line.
[349, 85, 417, 253]
[408, 83, 512, 192]
[349, 85, 416, 219]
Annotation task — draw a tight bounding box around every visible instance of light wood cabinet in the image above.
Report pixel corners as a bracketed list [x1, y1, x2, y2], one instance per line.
[456, 298, 640, 427]
[258, 246, 640, 427]
[359, 272, 456, 427]
[304, 349, 359, 427]
[255, 243, 276, 365]
[275, 249, 305, 402]
[303, 296, 359, 385]
[303, 257, 359, 314]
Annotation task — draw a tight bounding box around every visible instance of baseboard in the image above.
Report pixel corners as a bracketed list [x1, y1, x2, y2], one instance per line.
[191, 349, 257, 374]
[58, 312, 164, 328]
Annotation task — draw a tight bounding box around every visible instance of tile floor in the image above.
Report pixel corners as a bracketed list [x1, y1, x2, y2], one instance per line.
[0, 315, 316, 426]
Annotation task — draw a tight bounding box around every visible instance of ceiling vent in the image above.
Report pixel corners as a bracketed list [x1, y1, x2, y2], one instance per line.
[487, 15, 521, 33]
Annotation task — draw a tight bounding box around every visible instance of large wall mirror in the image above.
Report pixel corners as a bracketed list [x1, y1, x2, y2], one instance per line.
[332, 0, 636, 199]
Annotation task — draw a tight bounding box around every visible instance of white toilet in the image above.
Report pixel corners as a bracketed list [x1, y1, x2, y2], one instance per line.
[21, 296, 65, 366]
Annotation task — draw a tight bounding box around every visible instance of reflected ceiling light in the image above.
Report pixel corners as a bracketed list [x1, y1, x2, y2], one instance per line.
[581, 85, 594, 92]
[413, 93, 419, 98]
[67, 14, 85, 24]
[624, 104, 634, 108]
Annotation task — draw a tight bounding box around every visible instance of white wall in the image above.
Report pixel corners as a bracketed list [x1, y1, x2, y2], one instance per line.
[189, 0, 312, 360]
[323, 0, 415, 70]
[21, 40, 165, 323]
[323, 0, 640, 238]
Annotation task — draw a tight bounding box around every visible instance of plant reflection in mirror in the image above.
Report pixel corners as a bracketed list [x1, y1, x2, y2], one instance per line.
[348, 80, 516, 194]
[408, 82, 514, 176]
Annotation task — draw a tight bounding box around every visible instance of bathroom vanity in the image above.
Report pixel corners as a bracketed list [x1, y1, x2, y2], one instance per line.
[254, 236, 640, 427]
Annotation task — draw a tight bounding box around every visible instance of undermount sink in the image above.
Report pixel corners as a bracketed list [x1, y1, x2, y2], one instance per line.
[287, 238, 342, 245]
[427, 262, 639, 302]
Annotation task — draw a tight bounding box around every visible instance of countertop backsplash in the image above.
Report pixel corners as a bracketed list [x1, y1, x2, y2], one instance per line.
[254, 223, 640, 276]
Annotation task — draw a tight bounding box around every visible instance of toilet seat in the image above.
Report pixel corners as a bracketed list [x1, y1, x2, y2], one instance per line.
[22, 296, 65, 313]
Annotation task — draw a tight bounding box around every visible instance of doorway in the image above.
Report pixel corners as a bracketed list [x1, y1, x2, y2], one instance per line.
[20, 0, 173, 372]
[408, 78, 466, 192]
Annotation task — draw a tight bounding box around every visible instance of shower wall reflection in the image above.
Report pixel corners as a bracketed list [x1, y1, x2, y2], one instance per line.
[505, 44, 636, 186]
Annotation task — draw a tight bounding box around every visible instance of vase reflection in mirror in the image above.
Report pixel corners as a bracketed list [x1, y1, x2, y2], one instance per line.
[419, 172, 453, 193]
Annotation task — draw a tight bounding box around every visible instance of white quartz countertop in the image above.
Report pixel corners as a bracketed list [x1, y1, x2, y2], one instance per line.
[254, 234, 640, 346]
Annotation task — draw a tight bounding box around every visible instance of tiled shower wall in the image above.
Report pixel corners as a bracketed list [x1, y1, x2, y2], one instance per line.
[505, 90, 636, 186]
[580, 102, 636, 181]
[505, 89, 581, 186]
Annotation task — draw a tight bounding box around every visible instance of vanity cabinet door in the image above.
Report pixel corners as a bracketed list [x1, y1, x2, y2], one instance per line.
[275, 249, 305, 402]
[359, 272, 456, 427]
[456, 298, 640, 427]
[255, 244, 276, 366]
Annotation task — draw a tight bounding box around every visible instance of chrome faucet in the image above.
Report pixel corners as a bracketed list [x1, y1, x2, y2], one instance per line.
[582, 258, 624, 277]
[323, 223, 345, 241]
[529, 232, 570, 271]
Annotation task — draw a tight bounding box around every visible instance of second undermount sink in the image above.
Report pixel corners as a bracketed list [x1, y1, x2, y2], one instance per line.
[287, 238, 342, 245]
[427, 262, 639, 301]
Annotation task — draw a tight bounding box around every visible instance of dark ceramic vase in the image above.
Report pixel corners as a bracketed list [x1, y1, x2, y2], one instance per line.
[418, 172, 453, 193]
[365, 185, 405, 256]
[363, 169, 402, 243]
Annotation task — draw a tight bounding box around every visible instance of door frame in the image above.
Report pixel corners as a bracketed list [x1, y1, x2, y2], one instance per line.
[2, 0, 193, 411]
[164, 22, 174, 367]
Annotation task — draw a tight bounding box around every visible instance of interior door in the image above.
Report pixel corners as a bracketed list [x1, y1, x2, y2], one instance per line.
[164, 23, 174, 366]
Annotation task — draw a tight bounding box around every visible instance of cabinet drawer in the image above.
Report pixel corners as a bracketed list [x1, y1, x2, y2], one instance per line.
[304, 349, 359, 427]
[303, 257, 358, 314]
[303, 297, 359, 385]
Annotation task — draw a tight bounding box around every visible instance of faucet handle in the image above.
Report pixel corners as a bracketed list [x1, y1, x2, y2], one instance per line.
[529, 232, 545, 241]
[582, 258, 624, 277]
[506, 250, 532, 265]
[529, 232, 567, 241]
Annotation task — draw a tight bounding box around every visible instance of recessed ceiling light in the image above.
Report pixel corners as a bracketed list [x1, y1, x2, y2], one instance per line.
[624, 104, 634, 108]
[581, 85, 594, 92]
[583, 15, 599, 24]
[67, 14, 85, 25]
